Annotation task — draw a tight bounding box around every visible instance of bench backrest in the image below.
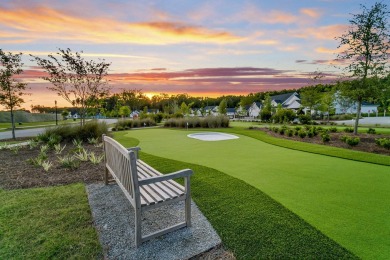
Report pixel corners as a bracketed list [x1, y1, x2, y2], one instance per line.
[103, 135, 139, 208]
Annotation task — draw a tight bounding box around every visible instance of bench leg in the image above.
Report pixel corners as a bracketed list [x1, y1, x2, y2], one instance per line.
[135, 207, 142, 247]
[104, 167, 109, 185]
[185, 176, 191, 227]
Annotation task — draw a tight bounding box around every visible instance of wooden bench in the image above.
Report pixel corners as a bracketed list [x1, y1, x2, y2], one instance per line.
[102, 135, 194, 247]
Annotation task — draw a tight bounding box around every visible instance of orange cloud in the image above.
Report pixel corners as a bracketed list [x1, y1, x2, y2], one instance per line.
[300, 8, 322, 19]
[289, 24, 347, 40]
[0, 6, 243, 45]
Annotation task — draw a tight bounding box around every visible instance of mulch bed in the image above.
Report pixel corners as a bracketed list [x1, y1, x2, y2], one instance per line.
[259, 127, 390, 156]
[0, 142, 105, 190]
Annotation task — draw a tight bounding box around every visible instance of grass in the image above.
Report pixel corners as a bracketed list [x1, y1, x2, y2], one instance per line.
[220, 127, 390, 166]
[0, 183, 102, 259]
[0, 120, 80, 132]
[114, 128, 390, 259]
[114, 135, 355, 259]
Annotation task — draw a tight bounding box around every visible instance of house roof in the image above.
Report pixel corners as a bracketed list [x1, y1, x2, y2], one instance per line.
[271, 92, 297, 104]
[226, 108, 236, 113]
[204, 106, 217, 111]
[361, 102, 379, 107]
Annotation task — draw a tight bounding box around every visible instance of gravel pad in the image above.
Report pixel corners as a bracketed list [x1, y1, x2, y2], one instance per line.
[86, 183, 221, 260]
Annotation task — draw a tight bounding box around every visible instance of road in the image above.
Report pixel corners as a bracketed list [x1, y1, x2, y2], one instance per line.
[0, 119, 118, 140]
[336, 116, 390, 126]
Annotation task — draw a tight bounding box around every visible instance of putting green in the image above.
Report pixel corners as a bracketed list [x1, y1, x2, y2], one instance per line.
[118, 128, 390, 259]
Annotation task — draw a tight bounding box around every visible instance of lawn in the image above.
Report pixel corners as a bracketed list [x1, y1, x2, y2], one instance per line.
[0, 183, 102, 259]
[0, 120, 80, 132]
[114, 128, 390, 259]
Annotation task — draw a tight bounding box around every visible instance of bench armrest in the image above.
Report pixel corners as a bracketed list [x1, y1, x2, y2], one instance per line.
[127, 147, 141, 159]
[138, 169, 193, 186]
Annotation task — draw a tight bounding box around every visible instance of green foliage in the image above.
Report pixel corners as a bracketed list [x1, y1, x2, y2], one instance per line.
[340, 135, 360, 146]
[164, 115, 229, 128]
[0, 184, 102, 258]
[74, 148, 89, 162]
[287, 129, 294, 137]
[218, 99, 228, 115]
[114, 118, 157, 131]
[329, 127, 338, 133]
[367, 128, 376, 134]
[321, 133, 331, 143]
[41, 121, 108, 142]
[375, 138, 390, 149]
[118, 106, 131, 118]
[344, 127, 354, 133]
[298, 114, 312, 124]
[272, 108, 296, 123]
[89, 152, 104, 164]
[57, 155, 80, 169]
[298, 130, 307, 138]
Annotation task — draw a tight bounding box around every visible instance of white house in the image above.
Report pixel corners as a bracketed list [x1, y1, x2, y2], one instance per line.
[247, 102, 262, 117]
[334, 101, 379, 114]
[204, 106, 218, 116]
[130, 110, 140, 119]
[226, 108, 236, 118]
[271, 92, 301, 111]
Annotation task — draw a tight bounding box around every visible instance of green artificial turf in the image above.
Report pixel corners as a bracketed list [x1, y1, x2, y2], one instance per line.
[220, 127, 390, 166]
[0, 183, 102, 259]
[115, 135, 355, 259]
[114, 129, 390, 259]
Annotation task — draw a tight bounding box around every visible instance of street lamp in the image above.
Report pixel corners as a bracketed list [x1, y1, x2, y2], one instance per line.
[55, 100, 58, 125]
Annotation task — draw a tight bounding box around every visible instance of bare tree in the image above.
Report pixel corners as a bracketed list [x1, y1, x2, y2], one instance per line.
[31, 48, 111, 125]
[0, 50, 29, 139]
[336, 2, 390, 134]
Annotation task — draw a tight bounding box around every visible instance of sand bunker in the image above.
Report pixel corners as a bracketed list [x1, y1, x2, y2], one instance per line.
[187, 132, 239, 141]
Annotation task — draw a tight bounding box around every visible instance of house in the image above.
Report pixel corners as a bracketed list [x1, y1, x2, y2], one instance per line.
[271, 92, 301, 111]
[204, 106, 218, 116]
[226, 108, 236, 118]
[247, 102, 262, 118]
[67, 112, 80, 119]
[334, 101, 379, 115]
[130, 110, 140, 119]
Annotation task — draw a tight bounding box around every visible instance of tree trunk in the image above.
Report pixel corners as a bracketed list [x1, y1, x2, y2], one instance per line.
[10, 106, 16, 139]
[354, 100, 362, 135]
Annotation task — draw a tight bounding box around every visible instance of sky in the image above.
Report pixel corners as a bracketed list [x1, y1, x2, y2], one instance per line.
[0, 0, 376, 108]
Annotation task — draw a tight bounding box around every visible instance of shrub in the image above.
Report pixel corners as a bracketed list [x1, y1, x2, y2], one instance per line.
[278, 128, 285, 135]
[367, 128, 376, 134]
[346, 137, 360, 146]
[164, 116, 229, 128]
[340, 135, 348, 142]
[298, 114, 311, 125]
[343, 127, 354, 133]
[329, 127, 338, 133]
[57, 155, 80, 169]
[375, 138, 390, 149]
[287, 129, 294, 137]
[298, 130, 307, 138]
[321, 133, 330, 143]
[40, 121, 108, 143]
[272, 109, 295, 124]
[307, 130, 314, 138]
[272, 127, 279, 133]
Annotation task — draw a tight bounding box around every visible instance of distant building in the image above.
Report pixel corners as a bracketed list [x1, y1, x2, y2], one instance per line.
[271, 92, 301, 111]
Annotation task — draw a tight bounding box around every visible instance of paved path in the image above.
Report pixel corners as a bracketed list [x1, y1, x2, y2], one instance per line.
[0, 119, 118, 140]
[335, 116, 390, 126]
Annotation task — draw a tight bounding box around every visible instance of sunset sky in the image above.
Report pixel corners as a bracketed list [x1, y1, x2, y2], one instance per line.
[0, 0, 371, 108]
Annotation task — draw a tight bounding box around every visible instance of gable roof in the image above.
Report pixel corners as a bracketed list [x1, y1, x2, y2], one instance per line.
[271, 92, 297, 104]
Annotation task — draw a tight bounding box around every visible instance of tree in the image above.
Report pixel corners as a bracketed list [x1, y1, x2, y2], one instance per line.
[318, 91, 335, 122]
[0, 50, 29, 139]
[300, 86, 322, 117]
[336, 2, 390, 134]
[61, 109, 70, 120]
[180, 102, 190, 116]
[218, 99, 227, 115]
[118, 106, 131, 119]
[260, 94, 272, 121]
[31, 48, 111, 125]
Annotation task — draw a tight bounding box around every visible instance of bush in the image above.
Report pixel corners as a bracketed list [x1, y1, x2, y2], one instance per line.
[164, 116, 229, 128]
[375, 138, 390, 149]
[298, 130, 307, 138]
[340, 135, 360, 146]
[346, 137, 360, 146]
[272, 109, 296, 124]
[321, 133, 330, 143]
[367, 128, 376, 134]
[329, 127, 338, 133]
[287, 129, 294, 137]
[40, 121, 108, 143]
[344, 127, 354, 133]
[298, 114, 311, 125]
